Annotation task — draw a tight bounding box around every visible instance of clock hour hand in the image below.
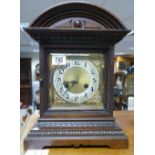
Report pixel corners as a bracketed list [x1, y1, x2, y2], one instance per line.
[64, 77, 79, 88]
[62, 77, 79, 95]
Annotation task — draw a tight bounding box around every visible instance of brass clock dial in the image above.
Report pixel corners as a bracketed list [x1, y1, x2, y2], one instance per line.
[53, 60, 99, 104]
[48, 53, 104, 110]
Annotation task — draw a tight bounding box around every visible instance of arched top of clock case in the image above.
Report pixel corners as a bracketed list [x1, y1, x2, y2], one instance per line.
[29, 2, 127, 30]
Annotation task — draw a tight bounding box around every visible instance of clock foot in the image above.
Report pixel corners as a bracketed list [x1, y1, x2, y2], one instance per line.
[24, 135, 128, 150]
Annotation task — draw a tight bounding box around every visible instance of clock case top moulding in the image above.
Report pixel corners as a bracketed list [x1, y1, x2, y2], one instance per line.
[24, 2, 130, 150]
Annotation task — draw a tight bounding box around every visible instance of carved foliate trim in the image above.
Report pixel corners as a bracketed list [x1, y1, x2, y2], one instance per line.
[38, 121, 114, 128]
[28, 130, 124, 137]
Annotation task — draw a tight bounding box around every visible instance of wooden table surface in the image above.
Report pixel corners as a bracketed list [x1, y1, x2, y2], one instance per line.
[22, 111, 134, 155]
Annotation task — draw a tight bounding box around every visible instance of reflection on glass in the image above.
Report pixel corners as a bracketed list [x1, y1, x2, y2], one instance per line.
[48, 53, 105, 110]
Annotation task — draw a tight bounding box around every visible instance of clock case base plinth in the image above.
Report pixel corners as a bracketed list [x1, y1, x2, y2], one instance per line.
[24, 120, 128, 150]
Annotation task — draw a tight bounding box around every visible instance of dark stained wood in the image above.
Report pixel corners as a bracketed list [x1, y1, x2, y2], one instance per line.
[29, 2, 127, 29]
[25, 28, 129, 47]
[24, 118, 128, 149]
[24, 2, 130, 149]
[25, 135, 128, 150]
[38, 48, 115, 119]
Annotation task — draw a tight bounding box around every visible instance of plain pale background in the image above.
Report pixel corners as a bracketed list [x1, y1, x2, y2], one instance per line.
[0, 0, 155, 155]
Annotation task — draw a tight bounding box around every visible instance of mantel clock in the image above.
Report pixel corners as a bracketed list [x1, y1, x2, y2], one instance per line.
[24, 2, 130, 149]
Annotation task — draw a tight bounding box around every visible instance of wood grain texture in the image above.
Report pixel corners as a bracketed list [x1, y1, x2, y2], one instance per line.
[47, 111, 134, 155]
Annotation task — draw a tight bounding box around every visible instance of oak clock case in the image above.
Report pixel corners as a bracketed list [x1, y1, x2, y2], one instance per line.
[24, 2, 129, 150]
[48, 53, 105, 110]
